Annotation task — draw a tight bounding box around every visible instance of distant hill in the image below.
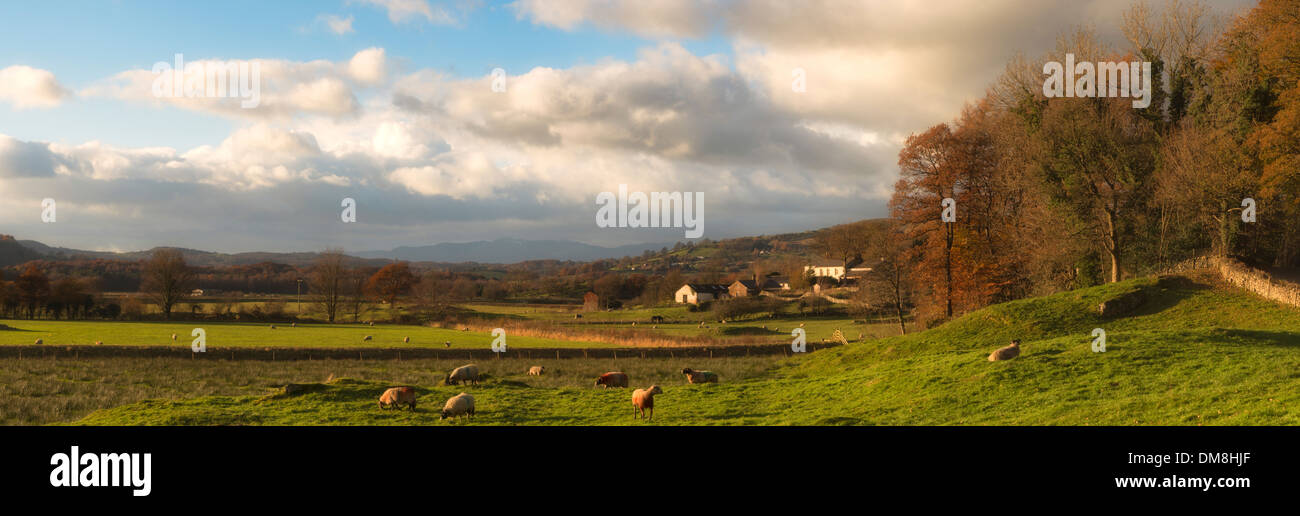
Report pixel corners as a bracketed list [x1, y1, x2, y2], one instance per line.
[356, 238, 672, 264]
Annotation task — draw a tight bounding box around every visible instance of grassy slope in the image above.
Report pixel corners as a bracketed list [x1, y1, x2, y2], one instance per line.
[0, 320, 614, 349]
[72, 273, 1300, 425]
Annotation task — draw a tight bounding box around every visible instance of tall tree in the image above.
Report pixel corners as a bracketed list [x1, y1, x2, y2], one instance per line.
[365, 262, 417, 308]
[141, 248, 193, 320]
[311, 249, 348, 323]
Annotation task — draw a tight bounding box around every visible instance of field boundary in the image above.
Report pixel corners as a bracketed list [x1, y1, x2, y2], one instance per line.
[0, 342, 841, 361]
[1166, 256, 1300, 308]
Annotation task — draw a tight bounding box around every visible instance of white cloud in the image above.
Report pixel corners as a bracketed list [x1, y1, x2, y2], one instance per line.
[0, 65, 69, 109]
[80, 49, 391, 119]
[356, 0, 460, 25]
[510, 0, 715, 38]
[321, 14, 355, 35]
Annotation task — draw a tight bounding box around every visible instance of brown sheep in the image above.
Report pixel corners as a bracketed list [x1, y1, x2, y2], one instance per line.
[632, 385, 663, 421]
[528, 366, 545, 376]
[378, 386, 417, 410]
[988, 340, 1022, 361]
[681, 368, 719, 384]
[595, 372, 629, 389]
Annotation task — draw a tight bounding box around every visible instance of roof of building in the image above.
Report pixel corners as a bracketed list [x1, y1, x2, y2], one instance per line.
[684, 283, 730, 294]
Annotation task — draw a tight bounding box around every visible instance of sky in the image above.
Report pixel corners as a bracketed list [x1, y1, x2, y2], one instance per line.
[0, 0, 1256, 254]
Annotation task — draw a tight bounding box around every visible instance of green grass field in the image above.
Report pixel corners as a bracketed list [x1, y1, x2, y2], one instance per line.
[0, 320, 614, 349]
[48, 271, 1300, 426]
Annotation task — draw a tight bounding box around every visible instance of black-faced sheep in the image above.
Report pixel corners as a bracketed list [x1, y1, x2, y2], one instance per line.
[445, 364, 480, 386]
[441, 393, 475, 420]
[632, 385, 663, 421]
[378, 386, 417, 410]
[363, 335, 373, 342]
[595, 372, 628, 389]
[403, 336, 410, 343]
[988, 340, 1021, 361]
[34, 338, 43, 345]
[681, 368, 719, 384]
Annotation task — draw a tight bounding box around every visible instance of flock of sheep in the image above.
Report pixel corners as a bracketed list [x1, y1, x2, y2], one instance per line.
[376, 363, 720, 422]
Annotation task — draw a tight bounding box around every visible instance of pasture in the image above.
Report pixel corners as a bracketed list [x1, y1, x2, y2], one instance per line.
[60, 272, 1300, 426]
[0, 320, 614, 349]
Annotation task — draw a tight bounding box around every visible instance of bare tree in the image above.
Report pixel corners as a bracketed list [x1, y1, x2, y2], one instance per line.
[311, 249, 347, 323]
[141, 248, 193, 320]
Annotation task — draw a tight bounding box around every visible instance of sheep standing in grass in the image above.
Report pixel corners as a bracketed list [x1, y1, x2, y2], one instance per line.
[34, 338, 43, 345]
[528, 366, 545, 376]
[441, 393, 475, 420]
[595, 372, 629, 389]
[378, 386, 417, 410]
[270, 324, 276, 329]
[94, 341, 103, 346]
[403, 336, 410, 343]
[443, 341, 451, 348]
[681, 368, 719, 384]
[988, 340, 1021, 361]
[445, 364, 480, 386]
[171, 333, 177, 341]
[632, 385, 663, 421]
[363, 335, 373, 342]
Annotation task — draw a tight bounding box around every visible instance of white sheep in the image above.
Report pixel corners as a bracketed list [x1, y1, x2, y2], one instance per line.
[171, 333, 177, 341]
[446, 364, 480, 386]
[441, 393, 475, 420]
[34, 338, 43, 345]
[403, 336, 410, 343]
[363, 335, 373, 342]
[632, 385, 663, 421]
[988, 340, 1021, 361]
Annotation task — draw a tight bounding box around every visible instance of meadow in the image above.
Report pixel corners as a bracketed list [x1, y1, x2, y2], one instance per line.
[32, 272, 1300, 425]
[8, 271, 1300, 426]
[0, 320, 614, 349]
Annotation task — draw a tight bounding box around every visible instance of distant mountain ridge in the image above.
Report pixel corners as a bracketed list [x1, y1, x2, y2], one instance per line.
[356, 238, 672, 263]
[0, 236, 673, 268]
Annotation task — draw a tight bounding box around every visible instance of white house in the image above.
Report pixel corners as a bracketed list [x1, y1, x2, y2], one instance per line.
[805, 258, 864, 281]
[675, 283, 730, 304]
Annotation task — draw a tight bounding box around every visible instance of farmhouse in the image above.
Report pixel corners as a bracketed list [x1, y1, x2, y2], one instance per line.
[804, 257, 863, 281]
[582, 291, 599, 311]
[675, 283, 730, 304]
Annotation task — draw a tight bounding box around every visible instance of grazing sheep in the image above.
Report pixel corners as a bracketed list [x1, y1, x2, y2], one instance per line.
[363, 335, 373, 342]
[171, 333, 177, 341]
[445, 364, 480, 386]
[988, 340, 1022, 361]
[441, 393, 475, 420]
[632, 385, 663, 421]
[291, 322, 296, 328]
[528, 366, 545, 376]
[443, 341, 451, 348]
[595, 372, 629, 389]
[403, 336, 410, 343]
[680, 368, 719, 384]
[368, 321, 374, 326]
[270, 324, 276, 329]
[378, 386, 417, 410]
[94, 341, 103, 346]
[34, 338, 43, 345]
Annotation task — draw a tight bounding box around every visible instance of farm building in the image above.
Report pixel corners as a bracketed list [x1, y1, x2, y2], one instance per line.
[729, 280, 760, 298]
[675, 283, 730, 304]
[582, 291, 599, 311]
